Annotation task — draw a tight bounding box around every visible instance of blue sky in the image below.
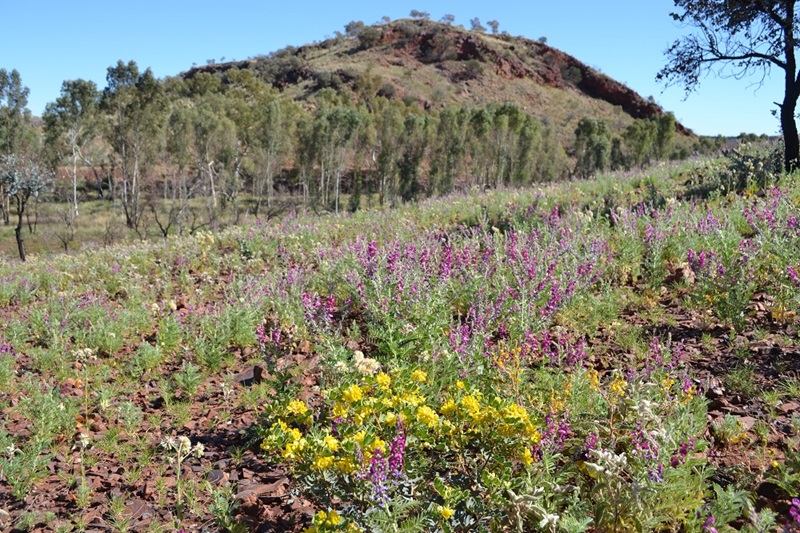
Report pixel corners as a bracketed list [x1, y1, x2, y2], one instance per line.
[1, 1, 785, 136]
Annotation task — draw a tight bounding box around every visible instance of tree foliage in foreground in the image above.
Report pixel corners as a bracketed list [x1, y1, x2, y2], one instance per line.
[658, 0, 800, 171]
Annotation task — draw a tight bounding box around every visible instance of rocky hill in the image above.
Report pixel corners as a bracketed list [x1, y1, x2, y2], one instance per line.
[182, 18, 690, 143]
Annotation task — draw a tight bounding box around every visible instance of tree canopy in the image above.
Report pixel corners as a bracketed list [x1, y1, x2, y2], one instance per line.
[658, 0, 800, 171]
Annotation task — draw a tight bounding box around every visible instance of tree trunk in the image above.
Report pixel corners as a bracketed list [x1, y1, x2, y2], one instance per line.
[15, 207, 25, 262]
[1, 193, 8, 225]
[782, 88, 800, 173]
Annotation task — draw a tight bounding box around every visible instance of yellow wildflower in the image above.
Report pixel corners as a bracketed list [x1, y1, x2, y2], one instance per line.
[312, 455, 334, 471]
[438, 505, 455, 520]
[375, 372, 391, 388]
[609, 373, 627, 398]
[384, 412, 397, 426]
[335, 457, 357, 474]
[499, 423, 515, 437]
[370, 437, 386, 452]
[323, 435, 339, 452]
[456, 380, 465, 389]
[520, 447, 534, 467]
[440, 399, 457, 416]
[461, 395, 480, 413]
[411, 369, 427, 382]
[586, 368, 600, 391]
[289, 428, 303, 441]
[549, 391, 565, 412]
[503, 403, 528, 422]
[313, 511, 328, 526]
[282, 438, 307, 460]
[342, 384, 363, 403]
[525, 423, 542, 444]
[287, 399, 309, 416]
[327, 510, 342, 526]
[403, 393, 424, 406]
[681, 385, 696, 405]
[333, 402, 348, 418]
[352, 430, 366, 443]
[416, 405, 439, 427]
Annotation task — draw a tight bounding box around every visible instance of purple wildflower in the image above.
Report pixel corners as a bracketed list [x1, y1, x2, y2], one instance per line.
[630, 419, 658, 460]
[388, 421, 406, 479]
[535, 413, 571, 458]
[584, 433, 598, 459]
[648, 464, 664, 483]
[790, 498, 800, 525]
[702, 514, 719, 533]
[365, 449, 389, 505]
[788, 266, 800, 288]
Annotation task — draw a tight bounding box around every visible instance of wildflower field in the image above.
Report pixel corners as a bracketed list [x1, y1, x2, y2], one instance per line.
[1, 149, 800, 531]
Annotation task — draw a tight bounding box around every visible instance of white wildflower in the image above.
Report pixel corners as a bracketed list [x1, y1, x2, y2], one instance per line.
[193, 442, 205, 458]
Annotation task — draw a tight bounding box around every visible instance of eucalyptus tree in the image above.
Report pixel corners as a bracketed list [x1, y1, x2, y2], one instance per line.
[469, 107, 493, 188]
[374, 101, 404, 206]
[1, 155, 51, 261]
[624, 119, 658, 168]
[101, 61, 168, 234]
[574, 117, 611, 178]
[161, 102, 203, 235]
[43, 79, 100, 230]
[0, 69, 30, 156]
[295, 111, 317, 206]
[220, 69, 278, 221]
[188, 95, 238, 227]
[431, 106, 469, 194]
[254, 99, 296, 215]
[654, 113, 676, 160]
[530, 121, 568, 183]
[398, 113, 430, 202]
[0, 68, 32, 225]
[492, 104, 529, 186]
[322, 106, 362, 213]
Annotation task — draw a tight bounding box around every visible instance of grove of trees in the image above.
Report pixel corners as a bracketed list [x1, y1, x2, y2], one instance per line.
[0, 44, 693, 257]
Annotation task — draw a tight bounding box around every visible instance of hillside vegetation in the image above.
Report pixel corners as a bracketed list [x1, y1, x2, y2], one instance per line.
[186, 18, 686, 142]
[1, 146, 799, 531]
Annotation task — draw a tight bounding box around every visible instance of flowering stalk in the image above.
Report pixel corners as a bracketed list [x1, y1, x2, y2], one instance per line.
[161, 436, 205, 521]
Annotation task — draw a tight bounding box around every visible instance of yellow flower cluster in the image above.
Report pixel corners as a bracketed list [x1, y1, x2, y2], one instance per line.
[438, 505, 455, 520]
[262, 366, 545, 509]
[304, 509, 342, 532]
[342, 384, 363, 403]
[376, 372, 391, 389]
[287, 399, 309, 416]
[411, 369, 427, 382]
[282, 432, 307, 460]
[586, 368, 600, 391]
[416, 405, 439, 427]
[609, 372, 627, 398]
